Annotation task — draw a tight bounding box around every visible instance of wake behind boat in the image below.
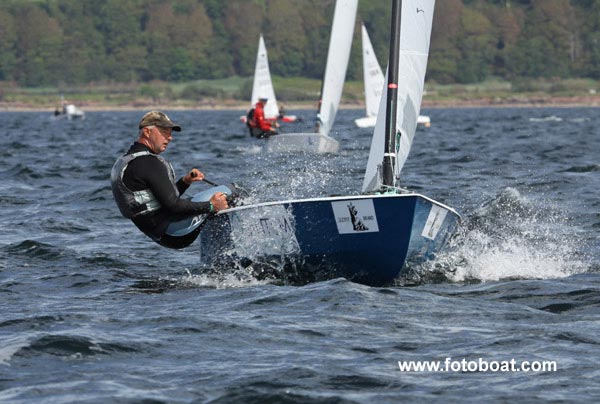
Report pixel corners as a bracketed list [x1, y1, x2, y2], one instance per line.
[264, 0, 358, 154]
[173, 0, 460, 286]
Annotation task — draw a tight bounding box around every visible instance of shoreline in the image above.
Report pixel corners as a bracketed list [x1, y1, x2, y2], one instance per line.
[1, 95, 600, 112]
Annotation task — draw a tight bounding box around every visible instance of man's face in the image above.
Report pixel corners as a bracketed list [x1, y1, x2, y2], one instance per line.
[147, 126, 173, 154]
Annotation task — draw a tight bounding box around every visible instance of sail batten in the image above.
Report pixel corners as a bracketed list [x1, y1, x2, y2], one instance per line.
[362, 0, 435, 193]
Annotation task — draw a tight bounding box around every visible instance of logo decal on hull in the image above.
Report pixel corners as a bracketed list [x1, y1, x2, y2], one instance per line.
[421, 205, 448, 240]
[347, 202, 368, 231]
[331, 199, 379, 234]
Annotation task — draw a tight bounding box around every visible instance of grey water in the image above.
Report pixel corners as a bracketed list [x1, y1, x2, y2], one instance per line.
[1, 107, 599, 403]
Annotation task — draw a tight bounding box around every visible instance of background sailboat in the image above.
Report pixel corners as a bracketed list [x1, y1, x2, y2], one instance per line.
[355, 23, 385, 129]
[53, 95, 85, 120]
[186, 0, 458, 286]
[355, 24, 430, 128]
[265, 0, 357, 154]
[241, 34, 297, 124]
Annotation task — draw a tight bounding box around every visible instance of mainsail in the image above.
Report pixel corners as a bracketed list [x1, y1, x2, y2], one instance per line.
[250, 34, 278, 119]
[362, 0, 434, 192]
[317, 0, 358, 137]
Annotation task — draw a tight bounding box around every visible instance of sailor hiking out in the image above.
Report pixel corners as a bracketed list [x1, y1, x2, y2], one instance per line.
[111, 111, 229, 249]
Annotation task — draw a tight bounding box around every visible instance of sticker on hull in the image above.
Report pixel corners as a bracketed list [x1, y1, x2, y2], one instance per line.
[331, 199, 379, 234]
[421, 205, 448, 240]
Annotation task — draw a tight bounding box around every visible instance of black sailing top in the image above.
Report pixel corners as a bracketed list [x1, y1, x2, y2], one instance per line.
[122, 142, 211, 241]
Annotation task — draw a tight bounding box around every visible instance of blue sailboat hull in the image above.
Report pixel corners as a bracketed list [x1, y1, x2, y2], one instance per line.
[197, 193, 459, 286]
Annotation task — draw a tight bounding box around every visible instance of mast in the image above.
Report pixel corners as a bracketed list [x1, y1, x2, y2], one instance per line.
[382, 0, 402, 187]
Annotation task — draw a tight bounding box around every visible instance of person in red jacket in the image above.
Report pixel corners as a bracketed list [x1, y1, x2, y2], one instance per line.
[246, 97, 278, 138]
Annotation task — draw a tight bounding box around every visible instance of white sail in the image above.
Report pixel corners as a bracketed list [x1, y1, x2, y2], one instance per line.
[361, 24, 385, 119]
[362, 0, 435, 193]
[250, 34, 278, 119]
[317, 0, 358, 137]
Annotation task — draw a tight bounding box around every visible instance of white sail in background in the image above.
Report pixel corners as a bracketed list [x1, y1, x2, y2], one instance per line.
[362, 0, 435, 192]
[361, 24, 385, 119]
[250, 34, 278, 119]
[317, 0, 358, 137]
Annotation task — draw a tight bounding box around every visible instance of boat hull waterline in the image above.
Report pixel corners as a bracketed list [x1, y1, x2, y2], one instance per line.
[197, 193, 460, 285]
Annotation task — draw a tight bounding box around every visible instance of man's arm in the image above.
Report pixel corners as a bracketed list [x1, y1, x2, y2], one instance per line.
[132, 156, 211, 215]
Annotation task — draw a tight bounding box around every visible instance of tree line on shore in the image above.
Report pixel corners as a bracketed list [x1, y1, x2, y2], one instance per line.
[0, 0, 599, 88]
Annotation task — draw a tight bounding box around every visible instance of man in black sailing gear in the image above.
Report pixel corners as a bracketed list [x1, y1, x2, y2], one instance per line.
[111, 111, 229, 249]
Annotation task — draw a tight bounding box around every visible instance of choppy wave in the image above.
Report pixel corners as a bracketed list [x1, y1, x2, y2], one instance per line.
[562, 164, 600, 173]
[20, 334, 138, 357]
[130, 267, 272, 293]
[0, 333, 140, 368]
[2, 109, 599, 403]
[414, 187, 590, 283]
[2, 240, 66, 261]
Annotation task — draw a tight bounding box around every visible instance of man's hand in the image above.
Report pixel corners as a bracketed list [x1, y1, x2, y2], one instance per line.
[183, 168, 204, 185]
[209, 191, 229, 212]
